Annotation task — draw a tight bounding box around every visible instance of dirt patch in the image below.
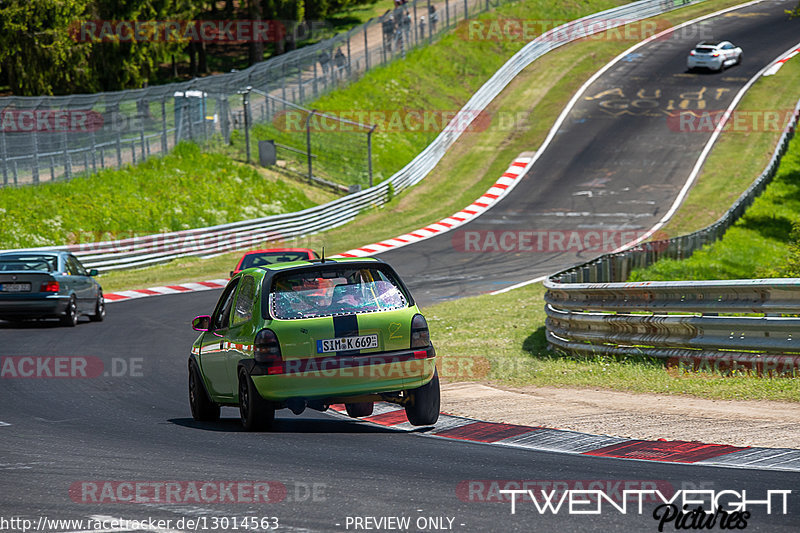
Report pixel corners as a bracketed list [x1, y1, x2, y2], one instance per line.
[441, 382, 800, 449]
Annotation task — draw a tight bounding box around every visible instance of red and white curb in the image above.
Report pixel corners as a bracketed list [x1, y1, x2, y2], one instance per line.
[329, 403, 800, 472]
[103, 279, 228, 304]
[334, 154, 535, 258]
[763, 46, 800, 76]
[102, 153, 535, 303]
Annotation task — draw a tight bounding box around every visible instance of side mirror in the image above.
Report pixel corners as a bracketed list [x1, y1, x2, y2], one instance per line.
[229, 271, 235, 278]
[192, 315, 211, 331]
[89, 269, 99, 277]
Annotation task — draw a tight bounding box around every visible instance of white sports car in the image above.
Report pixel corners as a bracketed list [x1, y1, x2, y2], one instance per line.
[687, 41, 742, 72]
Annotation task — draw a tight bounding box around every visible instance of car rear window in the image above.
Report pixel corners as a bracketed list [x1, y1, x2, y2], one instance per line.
[269, 267, 408, 319]
[694, 47, 715, 54]
[0, 256, 57, 272]
[240, 251, 311, 269]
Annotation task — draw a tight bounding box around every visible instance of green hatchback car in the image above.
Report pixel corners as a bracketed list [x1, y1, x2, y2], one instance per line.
[189, 257, 439, 431]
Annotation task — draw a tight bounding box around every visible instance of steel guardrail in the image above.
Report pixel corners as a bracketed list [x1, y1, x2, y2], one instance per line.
[3, 0, 701, 270]
[544, 95, 800, 364]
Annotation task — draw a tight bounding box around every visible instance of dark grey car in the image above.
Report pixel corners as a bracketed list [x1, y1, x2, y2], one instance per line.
[0, 251, 105, 326]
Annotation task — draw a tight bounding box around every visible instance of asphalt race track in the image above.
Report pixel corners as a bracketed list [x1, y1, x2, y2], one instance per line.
[1, 2, 800, 532]
[383, 0, 800, 305]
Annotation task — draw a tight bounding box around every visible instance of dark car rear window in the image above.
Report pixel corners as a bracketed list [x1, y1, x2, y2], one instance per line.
[0, 255, 57, 272]
[694, 47, 715, 54]
[240, 251, 311, 269]
[269, 266, 408, 320]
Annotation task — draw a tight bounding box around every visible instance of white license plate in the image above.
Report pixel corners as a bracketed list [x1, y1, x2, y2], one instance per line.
[1, 283, 31, 293]
[317, 334, 378, 353]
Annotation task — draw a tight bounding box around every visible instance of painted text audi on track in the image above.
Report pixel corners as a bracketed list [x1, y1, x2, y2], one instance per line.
[189, 257, 439, 430]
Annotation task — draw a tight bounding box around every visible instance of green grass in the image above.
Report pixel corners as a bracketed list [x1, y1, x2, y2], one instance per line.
[630, 126, 800, 281]
[425, 282, 800, 402]
[0, 143, 317, 249]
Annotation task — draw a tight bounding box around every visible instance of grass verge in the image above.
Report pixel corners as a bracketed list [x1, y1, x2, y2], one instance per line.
[0, 143, 318, 249]
[426, 282, 800, 402]
[97, 0, 749, 292]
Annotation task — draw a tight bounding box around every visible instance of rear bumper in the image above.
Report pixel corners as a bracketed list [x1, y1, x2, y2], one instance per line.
[687, 57, 722, 70]
[0, 295, 69, 319]
[249, 346, 436, 401]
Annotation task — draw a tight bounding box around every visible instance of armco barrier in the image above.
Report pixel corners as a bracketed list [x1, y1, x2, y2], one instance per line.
[2, 0, 703, 270]
[544, 97, 800, 363]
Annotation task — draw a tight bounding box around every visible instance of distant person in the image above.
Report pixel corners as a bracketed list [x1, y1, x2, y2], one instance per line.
[382, 14, 395, 52]
[334, 47, 347, 76]
[418, 15, 426, 39]
[318, 49, 330, 76]
[401, 11, 412, 43]
[429, 5, 439, 33]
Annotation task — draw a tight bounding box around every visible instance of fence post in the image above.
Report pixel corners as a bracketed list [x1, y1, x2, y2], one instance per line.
[0, 130, 7, 187]
[464, 0, 468, 21]
[32, 128, 40, 184]
[445, 0, 450, 28]
[63, 129, 72, 180]
[187, 96, 195, 141]
[367, 125, 377, 188]
[50, 156, 55, 181]
[305, 110, 316, 182]
[240, 87, 252, 164]
[297, 60, 304, 103]
[346, 33, 352, 78]
[139, 101, 147, 159]
[161, 98, 168, 154]
[428, 0, 433, 42]
[364, 23, 370, 71]
[90, 130, 97, 173]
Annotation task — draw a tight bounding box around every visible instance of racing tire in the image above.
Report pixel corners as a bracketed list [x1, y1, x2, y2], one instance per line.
[405, 369, 440, 426]
[736, 53, 742, 65]
[90, 294, 105, 322]
[345, 402, 374, 418]
[238, 370, 275, 431]
[188, 362, 220, 421]
[60, 297, 78, 327]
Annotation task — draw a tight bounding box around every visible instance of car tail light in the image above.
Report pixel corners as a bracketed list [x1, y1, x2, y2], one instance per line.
[40, 281, 59, 293]
[411, 314, 431, 349]
[254, 329, 284, 374]
[712, 52, 720, 57]
[690, 51, 696, 56]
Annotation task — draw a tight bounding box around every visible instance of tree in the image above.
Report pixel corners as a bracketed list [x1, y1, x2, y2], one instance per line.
[0, 0, 95, 95]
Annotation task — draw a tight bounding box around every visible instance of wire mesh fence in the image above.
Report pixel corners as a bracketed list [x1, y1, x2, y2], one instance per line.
[0, 0, 501, 188]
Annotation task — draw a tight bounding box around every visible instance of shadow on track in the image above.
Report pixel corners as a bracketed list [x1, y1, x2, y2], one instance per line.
[169, 414, 416, 435]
